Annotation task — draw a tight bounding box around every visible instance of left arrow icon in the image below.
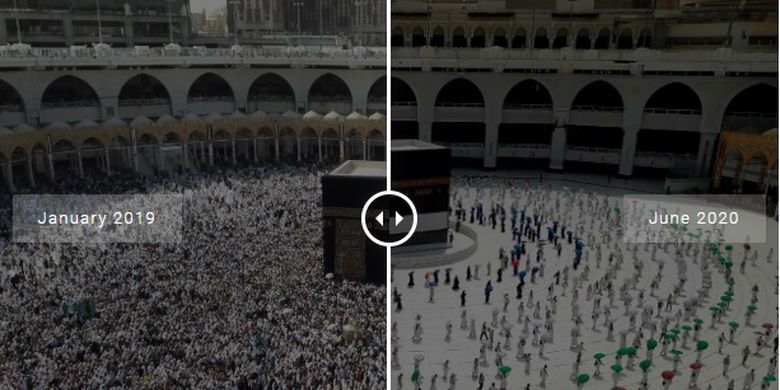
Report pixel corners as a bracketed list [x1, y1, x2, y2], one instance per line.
[375, 211, 384, 226]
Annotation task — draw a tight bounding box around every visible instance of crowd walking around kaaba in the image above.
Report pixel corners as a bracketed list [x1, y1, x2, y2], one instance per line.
[0, 164, 385, 389]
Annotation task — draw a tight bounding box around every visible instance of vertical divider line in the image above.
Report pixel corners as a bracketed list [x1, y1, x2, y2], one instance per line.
[385, 0, 392, 388]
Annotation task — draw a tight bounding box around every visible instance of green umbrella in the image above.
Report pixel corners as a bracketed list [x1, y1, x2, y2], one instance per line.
[710, 306, 722, 313]
[594, 352, 606, 360]
[729, 321, 740, 329]
[696, 340, 709, 351]
[499, 366, 512, 374]
[664, 333, 678, 342]
[614, 207, 621, 214]
[611, 364, 623, 374]
[693, 318, 704, 325]
[725, 290, 734, 296]
[670, 328, 681, 334]
[747, 304, 758, 313]
[681, 325, 692, 332]
[725, 244, 733, 251]
[646, 339, 658, 350]
[617, 347, 631, 357]
[627, 347, 638, 357]
[411, 369, 420, 383]
[724, 261, 734, 269]
[718, 301, 729, 309]
[763, 375, 777, 382]
[726, 279, 736, 286]
[670, 349, 683, 356]
[721, 295, 733, 302]
[577, 373, 590, 384]
[639, 359, 652, 372]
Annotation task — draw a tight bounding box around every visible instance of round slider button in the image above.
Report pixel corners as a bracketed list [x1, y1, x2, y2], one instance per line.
[361, 190, 418, 247]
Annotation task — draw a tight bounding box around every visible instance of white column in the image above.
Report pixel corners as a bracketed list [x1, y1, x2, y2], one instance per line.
[362, 137, 367, 160]
[231, 139, 237, 165]
[208, 142, 214, 166]
[419, 121, 432, 142]
[2, 163, 14, 193]
[47, 152, 55, 181]
[76, 150, 84, 178]
[618, 130, 638, 177]
[25, 157, 35, 188]
[695, 133, 718, 177]
[339, 138, 345, 161]
[158, 145, 164, 172]
[549, 126, 567, 171]
[182, 142, 189, 171]
[274, 137, 280, 161]
[104, 147, 112, 176]
[253, 137, 259, 163]
[483, 122, 499, 169]
[132, 144, 139, 173]
[296, 137, 301, 162]
[318, 137, 323, 162]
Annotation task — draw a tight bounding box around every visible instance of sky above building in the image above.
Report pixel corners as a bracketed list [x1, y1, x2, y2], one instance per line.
[190, 0, 222, 13]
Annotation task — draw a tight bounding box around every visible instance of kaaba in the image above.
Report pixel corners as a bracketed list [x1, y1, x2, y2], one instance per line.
[391, 140, 451, 251]
[321, 160, 386, 284]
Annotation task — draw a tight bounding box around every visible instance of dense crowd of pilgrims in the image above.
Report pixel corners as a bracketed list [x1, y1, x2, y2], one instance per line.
[0, 164, 385, 388]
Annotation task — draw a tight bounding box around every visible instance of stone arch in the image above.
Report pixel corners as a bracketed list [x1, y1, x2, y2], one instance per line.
[453, 26, 467, 48]
[493, 27, 508, 47]
[553, 27, 568, 49]
[617, 28, 634, 49]
[41, 75, 102, 122]
[571, 81, 624, 111]
[595, 27, 610, 49]
[307, 73, 353, 114]
[471, 26, 486, 48]
[367, 76, 386, 112]
[534, 27, 549, 49]
[345, 127, 364, 159]
[50, 139, 78, 177]
[575, 27, 591, 49]
[512, 27, 527, 48]
[187, 73, 235, 115]
[721, 83, 777, 133]
[412, 25, 427, 47]
[0, 78, 25, 113]
[637, 28, 652, 48]
[391, 77, 417, 105]
[278, 127, 298, 161]
[431, 26, 446, 47]
[247, 72, 296, 114]
[503, 79, 553, 109]
[391, 26, 404, 47]
[118, 73, 172, 119]
[644, 82, 702, 113]
[435, 78, 485, 107]
[367, 128, 385, 161]
[42, 75, 99, 107]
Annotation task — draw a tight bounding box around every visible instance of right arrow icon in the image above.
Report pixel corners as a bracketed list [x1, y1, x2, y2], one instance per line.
[394, 211, 404, 227]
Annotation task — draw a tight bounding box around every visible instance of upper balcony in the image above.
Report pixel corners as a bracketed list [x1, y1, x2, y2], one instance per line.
[391, 47, 776, 74]
[0, 44, 386, 70]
